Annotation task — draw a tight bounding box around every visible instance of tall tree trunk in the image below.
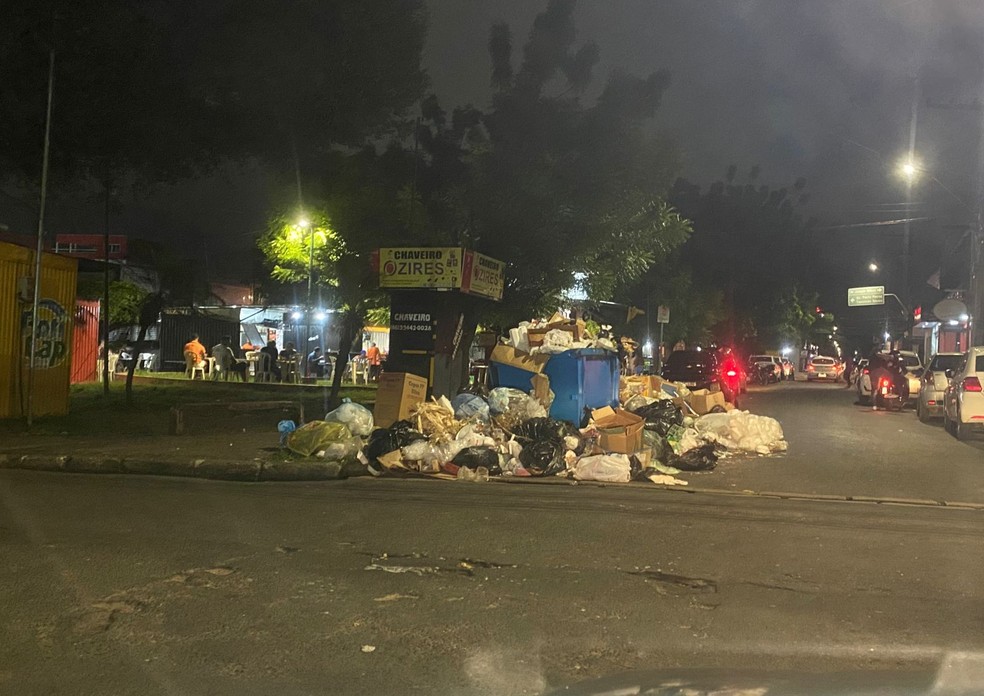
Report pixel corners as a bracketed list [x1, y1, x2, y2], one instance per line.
[124, 322, 148, 407]
[327, 310, 362, 409]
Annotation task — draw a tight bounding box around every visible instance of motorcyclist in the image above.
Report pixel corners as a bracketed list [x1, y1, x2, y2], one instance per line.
[718, 347, 742, 406]
[867, 350, 908, 408]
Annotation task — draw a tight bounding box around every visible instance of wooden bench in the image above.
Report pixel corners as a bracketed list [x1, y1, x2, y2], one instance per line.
[169, 400, 305, 435]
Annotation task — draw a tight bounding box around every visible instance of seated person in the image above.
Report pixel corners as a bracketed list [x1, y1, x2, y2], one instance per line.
[307, 347, 325, 378]
[259, 340, 282, 381]
[210, 336, 246, 382]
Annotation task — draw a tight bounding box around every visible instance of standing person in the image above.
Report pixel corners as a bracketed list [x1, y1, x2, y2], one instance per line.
[365, 342, 382, 381]
[843, 357, 854, 388]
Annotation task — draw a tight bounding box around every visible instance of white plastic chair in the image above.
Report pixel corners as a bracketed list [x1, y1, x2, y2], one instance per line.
[184, 351, 206, 380]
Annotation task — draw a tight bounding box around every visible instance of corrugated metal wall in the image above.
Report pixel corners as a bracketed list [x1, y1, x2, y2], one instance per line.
[160, 308, 240, 369]
[71, 300, 100, 383]
[0, 241, 78, 418]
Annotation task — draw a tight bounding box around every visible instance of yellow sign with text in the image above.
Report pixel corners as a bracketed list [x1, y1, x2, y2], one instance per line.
[378, 247, 463, 289]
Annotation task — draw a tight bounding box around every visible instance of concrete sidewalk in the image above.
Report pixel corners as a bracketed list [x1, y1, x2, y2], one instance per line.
[0, 430, 362, 482]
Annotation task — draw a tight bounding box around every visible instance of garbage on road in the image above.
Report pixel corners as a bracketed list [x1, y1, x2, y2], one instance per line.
[276, 319, 787, 488]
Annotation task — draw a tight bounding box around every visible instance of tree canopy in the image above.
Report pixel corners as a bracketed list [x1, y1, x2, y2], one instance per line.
[407, 0, 690, 325]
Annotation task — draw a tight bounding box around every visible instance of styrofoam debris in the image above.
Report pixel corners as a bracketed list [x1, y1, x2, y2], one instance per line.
[694, 411, 787, 454]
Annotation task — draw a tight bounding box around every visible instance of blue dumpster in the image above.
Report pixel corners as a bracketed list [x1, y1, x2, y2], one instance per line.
[490, 348, 619, 426]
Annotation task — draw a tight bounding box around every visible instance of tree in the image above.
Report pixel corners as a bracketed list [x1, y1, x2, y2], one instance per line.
[670, 167, 817, 350]
[401, 0, 690, 392]
[76, 279, 149, 329]
[618, 255, 726, 349]
[259, 145, 419, 404]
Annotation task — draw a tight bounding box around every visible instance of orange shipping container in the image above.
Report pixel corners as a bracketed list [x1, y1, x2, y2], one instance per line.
[0, 240, 78, 418]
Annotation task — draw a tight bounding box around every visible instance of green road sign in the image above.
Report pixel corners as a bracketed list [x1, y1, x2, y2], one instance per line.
[847, 285, 885, 307]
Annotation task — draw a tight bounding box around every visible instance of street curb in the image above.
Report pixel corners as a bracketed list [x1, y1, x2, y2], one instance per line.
[3, 453, 984, 509]
[0, 451, 365, 483]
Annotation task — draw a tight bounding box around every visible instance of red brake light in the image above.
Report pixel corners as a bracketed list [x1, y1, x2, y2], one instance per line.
[963, 377, 982, 392]
[862, 368, 869, 375]
[807, 364, 815, 371]
[726, 369, 737, 377]
[879, 377, 891, 388]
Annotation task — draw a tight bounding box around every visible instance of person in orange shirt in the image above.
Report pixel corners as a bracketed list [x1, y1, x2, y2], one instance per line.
[365, 342, 382, 381]
[184, 334, 206, 363]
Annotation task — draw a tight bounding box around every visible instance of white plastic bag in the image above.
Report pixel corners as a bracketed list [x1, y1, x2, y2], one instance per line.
[317, 436, 364, 461]
[325, 400, 374, 437]
[572, 454, 632, 483]
[695, 411, 787, 454]
[534, 328, 574, 355]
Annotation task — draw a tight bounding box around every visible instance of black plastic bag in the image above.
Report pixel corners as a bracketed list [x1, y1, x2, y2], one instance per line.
[667, 443, 718, 471]
[511, 417, 580, 476]
[452, 446, 502, 476]
[364, 420, 426, 463]
[631, 400, 684, 438]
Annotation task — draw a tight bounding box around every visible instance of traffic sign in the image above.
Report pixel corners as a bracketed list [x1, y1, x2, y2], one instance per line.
[847, 286, 885, 307]
[657, 305, 670, 323]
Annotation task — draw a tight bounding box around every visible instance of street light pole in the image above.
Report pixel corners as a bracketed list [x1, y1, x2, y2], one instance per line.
[299, 218, 312, 377]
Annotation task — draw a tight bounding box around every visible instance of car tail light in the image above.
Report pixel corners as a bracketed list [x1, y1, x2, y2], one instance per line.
[963, 376, 982, 392]
[726, 369, 737, 377]
[862, 368, 869, 375]
[807, 364, 815, 372]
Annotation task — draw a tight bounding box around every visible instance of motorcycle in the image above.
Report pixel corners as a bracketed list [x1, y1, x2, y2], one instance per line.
[873, 374, 907, 411]
[750, 363, 774, 385]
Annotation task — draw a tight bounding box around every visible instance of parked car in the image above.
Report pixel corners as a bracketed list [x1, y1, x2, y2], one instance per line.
[942, 347, 984, 440]
[662, 350, 721, 391]
[747, 355, 781, 383]
[916, 352, 964, 422]
[852, 358, 868, 386]
[898, 350, 924, 400]
[805, 355, 840, 381]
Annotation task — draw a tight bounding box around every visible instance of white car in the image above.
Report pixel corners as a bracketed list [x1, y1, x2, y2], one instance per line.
[898, 350, 923, 400]
[942, 347, 984, 440]
[916, 352, 963, 422]
[806, 355, 840, 381]
[748, 355, 782, 382]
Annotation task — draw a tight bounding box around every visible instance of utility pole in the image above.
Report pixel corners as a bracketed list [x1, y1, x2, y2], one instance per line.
[902, 75, 919, 320]
[27, 50, 55, 427]
[925, 93, 984, 344]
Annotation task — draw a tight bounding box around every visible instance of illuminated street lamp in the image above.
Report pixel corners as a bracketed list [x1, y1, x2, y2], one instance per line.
[897, 156, 920, 183]
[868, 261, 879, 273]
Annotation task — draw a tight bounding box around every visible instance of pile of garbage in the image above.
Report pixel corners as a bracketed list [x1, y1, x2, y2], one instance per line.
[506, 312, 617, 355]
[276, 373, 787, 485]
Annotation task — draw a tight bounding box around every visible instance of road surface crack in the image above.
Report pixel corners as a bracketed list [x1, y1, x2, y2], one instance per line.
[625, 568, 718, 593]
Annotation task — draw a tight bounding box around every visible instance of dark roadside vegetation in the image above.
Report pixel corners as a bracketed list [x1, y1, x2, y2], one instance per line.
[0, 379, 376, 438]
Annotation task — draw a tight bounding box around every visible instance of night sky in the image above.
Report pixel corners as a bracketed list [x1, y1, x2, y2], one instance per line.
[6, 0, 984, 327]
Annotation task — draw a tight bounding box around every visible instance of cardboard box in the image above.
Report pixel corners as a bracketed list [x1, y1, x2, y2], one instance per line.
[688, 389, 727, 415]
[526, 323, 581, 348]
[591, 406, 645, 454]
[490, 344, 551, 374]
[374, 372, 428, 427]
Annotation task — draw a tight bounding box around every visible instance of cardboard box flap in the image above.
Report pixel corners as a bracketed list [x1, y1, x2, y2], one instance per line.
[490, 344, 551, 374]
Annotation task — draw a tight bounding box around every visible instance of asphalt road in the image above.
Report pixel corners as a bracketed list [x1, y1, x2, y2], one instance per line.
[2, 382, 984, 695]
[697, 379, 984, 504]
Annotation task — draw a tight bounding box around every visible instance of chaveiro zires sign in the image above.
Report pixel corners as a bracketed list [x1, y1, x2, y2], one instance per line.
[377, 247, 504, 300]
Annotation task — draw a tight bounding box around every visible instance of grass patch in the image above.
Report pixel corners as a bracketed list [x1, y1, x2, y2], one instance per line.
[1, 379, 376, 437]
